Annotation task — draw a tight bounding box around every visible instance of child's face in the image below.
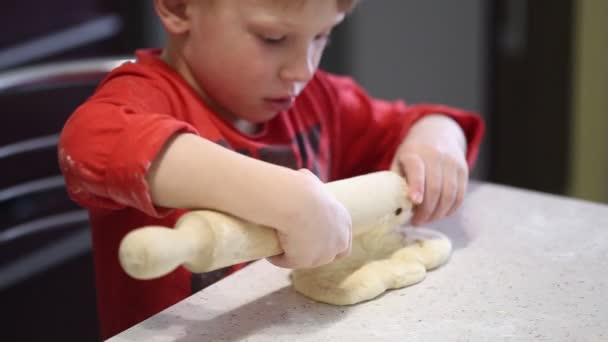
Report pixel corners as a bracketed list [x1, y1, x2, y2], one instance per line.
[176, 0, 345, 125]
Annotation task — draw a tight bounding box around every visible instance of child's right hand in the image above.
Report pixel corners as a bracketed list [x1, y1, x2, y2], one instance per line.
[144, 134, 351, 269]
[268, 169, 352, 269]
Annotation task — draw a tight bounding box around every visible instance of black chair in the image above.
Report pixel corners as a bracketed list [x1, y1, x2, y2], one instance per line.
[0, 57, 129, 341]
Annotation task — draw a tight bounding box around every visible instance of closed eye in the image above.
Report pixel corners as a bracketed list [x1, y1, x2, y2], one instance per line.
[260, 35, 286, 45]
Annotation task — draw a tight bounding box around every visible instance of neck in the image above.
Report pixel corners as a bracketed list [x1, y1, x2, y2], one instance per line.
[234, 120, 264, 135]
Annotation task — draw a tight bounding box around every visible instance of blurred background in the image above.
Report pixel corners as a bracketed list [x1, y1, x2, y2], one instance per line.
[0, 0, 606, 340]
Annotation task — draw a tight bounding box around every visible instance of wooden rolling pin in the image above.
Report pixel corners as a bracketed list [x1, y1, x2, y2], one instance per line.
[119, 171, 412, 280]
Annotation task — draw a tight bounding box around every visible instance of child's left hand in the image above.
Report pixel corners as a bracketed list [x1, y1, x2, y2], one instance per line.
[390, 115, 468, 226]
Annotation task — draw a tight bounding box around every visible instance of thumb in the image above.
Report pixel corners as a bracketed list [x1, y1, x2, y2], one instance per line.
[267, 230, 295, 269]
[267, 254, 293, 269]
[399, 153, 425, 205]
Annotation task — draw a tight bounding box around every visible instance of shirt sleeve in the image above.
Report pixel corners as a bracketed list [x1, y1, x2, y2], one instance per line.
[317, 72, 485, 180]
[58, 73, 198, 217]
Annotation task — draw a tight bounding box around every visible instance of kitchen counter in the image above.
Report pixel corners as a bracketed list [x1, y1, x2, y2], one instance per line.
[109, 182, 608, 341]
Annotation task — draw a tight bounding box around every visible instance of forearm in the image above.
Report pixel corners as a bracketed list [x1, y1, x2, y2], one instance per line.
[146, 133, 301, 228]
[398, 114, 467, 157]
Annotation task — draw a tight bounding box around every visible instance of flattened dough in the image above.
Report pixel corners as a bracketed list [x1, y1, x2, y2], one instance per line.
[291, 225, 452, 305]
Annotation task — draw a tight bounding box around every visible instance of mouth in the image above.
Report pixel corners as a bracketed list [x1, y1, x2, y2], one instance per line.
[264, 96, 296, 112]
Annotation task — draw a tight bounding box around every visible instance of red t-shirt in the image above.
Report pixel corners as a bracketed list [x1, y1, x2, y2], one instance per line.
[59, 49, 484, 339]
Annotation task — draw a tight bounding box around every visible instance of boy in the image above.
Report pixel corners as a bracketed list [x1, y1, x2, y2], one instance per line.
[59, 0, 484, 338]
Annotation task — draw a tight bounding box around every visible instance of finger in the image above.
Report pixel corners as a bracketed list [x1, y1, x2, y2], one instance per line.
[270, 252, 319, 269]
[267, 254, 294, 269]
[335, 224, 352, 260]
[429, 159, 458, 221]
[399, 154, 425, 205]
[447, 164, 469, 216]
[267, 232, 303, 269]
[311, 254, 337, 268]
[412, 158, 441, 225]
[336, 246, 351, 260]
[390, 156, 402, 175]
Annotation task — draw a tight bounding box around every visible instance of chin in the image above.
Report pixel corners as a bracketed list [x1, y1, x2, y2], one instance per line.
[245, 111, 280, 123]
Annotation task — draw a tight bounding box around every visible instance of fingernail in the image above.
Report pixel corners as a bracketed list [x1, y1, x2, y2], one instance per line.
[411, 192, 423, 204]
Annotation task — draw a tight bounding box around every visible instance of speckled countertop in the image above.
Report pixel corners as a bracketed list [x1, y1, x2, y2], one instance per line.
[109, 182, 608, 341]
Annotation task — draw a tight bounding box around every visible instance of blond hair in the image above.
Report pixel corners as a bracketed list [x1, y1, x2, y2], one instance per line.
[203, 0, 359, 13]
[272, 0, 359, 13]
[338, 0, 359, 12]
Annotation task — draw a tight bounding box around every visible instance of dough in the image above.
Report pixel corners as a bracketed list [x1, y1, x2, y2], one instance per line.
[291, 224, 452, 305]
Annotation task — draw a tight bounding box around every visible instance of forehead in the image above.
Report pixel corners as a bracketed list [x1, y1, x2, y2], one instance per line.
[232, 0, 346, 29]
[205, 0, 355, 13]
[257, 0, 337, 12]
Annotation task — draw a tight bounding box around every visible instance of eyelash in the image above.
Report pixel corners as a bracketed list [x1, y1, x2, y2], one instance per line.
[258, 33, 331, 46]
[260, 36, 286, 45]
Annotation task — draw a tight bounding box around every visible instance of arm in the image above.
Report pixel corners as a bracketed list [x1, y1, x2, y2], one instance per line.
[315, 72, 483, 180]
[147, 133, 305, 226]
[146, 133, 352, 269]
[313, 72, 484, 224]
[60, 72, 351, 270]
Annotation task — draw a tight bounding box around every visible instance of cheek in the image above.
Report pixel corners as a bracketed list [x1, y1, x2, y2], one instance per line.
[233, 48, 277, 82]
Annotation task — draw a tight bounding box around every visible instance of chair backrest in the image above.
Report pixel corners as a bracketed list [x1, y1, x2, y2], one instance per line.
[0, 58, 130, 283]
[0, 57, 130, 341]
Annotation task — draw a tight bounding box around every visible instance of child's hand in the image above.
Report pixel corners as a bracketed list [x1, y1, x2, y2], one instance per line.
[391, 115, 468, 226]
[268, 169, 352, 269]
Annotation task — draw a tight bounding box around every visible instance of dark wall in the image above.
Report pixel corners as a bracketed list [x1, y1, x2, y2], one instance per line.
[488, 0, 575, 194]
[0, 2, 150, 341]
[0, 1, 145, 71]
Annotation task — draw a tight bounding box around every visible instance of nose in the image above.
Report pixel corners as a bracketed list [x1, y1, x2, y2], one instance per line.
[280, 45, 317, 84]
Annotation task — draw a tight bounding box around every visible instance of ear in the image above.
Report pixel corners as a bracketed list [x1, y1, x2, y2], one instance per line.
[154, 0, 191, 34]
